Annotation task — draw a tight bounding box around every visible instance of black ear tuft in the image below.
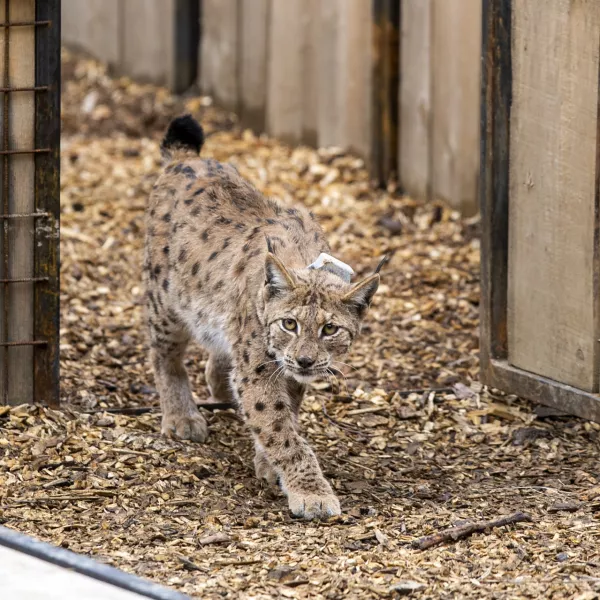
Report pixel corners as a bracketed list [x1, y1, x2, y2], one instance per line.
[161, 114, 205, 155]
[265, 253, 296, 299]
[342, 274, 380, 318]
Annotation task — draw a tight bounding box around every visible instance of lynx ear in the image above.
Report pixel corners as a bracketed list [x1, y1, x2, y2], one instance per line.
[342, 274, 380, 317]
[265, 253, 296, 298]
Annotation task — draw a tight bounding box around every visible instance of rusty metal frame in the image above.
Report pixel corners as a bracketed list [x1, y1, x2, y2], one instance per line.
[0, 0, 60, 406]
[480, 0, 600, 423]
[33, 0, 60, 407]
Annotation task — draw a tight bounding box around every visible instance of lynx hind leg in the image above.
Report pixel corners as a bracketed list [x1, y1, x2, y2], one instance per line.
[149, 320, 208, 443]
[205, 353, 235, 404]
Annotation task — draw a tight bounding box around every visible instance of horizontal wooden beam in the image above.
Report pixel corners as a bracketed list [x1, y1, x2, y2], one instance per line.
[482, 359, 600, 424]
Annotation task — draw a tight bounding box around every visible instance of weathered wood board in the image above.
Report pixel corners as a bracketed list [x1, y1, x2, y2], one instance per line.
[200, 0, 239, 111]
[61, 0, 121, 68]
[266, 0, 305, 144]
[431, 0, 481, 215]
[334, 0, 372, 158]
[121, 0, 174, 88]
[62, 0, 197, 91]
[399, 0, 431, 200]
[239, 0, 270, 133]
[507, 0, 600, 392]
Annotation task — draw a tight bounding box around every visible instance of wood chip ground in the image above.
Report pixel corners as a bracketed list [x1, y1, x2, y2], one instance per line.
[1, 49, 599, 599]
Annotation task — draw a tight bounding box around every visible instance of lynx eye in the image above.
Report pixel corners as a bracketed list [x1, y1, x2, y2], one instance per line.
[322, 323, 339, 336]
[282, 318, 298, 332]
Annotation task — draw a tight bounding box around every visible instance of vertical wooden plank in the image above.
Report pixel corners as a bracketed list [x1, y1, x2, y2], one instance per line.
[34, 0, 60, 408]
[0, 0, 5, 402]
[121, 0, 174, 87]
[316, 0, 341, 147]
[479, 0, 512, 380]
[199, 0, 239, 112]
[61, 0, 121, 68]
[6, 0, 35, 403]
[302, 0, 319, 147]
[171, 0, 200, 93]
[266, 0, 304, 144]
[371, 0, 400, 186]
[431, 0, 481, 215]
[239, 0, 269, 133]
[329, 0, 372, 158]
[507, 0, 600, 391]
[399, 0, 431, 200]
[595, 4, 600, 401]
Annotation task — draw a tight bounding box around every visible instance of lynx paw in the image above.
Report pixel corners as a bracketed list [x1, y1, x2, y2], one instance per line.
[287, 490, 341, 520]
[254, 451, 279, 486]
[161, 411, 208, 443]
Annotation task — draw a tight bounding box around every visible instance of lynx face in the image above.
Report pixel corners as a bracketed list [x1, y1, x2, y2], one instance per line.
[262, 255, 380, 383]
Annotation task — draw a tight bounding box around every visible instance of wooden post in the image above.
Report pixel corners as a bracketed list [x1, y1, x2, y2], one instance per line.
[431, 0, 481, 215]
[199, 0, 239, 112]
[480, 0, 511, 373]
[34, 0, 60, 408]
[239, 0, 270, 133]
[318, 0, 371, 158]
[121, 0, 175, 88]
[371, 0, 400, 186]
[507, 0, 600, 391]
[481, 0, 600, 423]
[61, 0, 121, 69]
[266, 0, 306, 144]
[399, 0, 431, 200]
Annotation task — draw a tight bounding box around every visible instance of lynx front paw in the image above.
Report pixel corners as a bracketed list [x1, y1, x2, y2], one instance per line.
[254, 451, 279, 486]
[161, 411, 208, 443]
[287, 489, 341, 520]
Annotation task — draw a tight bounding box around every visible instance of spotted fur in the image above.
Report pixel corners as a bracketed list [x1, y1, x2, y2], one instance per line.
[143, 115, 381, 519]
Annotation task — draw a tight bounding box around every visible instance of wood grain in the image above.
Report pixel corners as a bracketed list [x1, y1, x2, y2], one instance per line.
[121, 0, 174, 87]
[479, 0, 512, 376]
[507, 0, 600, 391]
[431, 0, 481, 214]
[61, 0, 121, 68]
[266, 0, 305, 144]
[335, 0, 372, 158]
[399, 0, 431, 199]
[199, 0, 239, 111]
[239, 0, 270, 133]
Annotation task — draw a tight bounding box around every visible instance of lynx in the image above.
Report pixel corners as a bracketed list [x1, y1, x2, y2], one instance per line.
[143, 115, 383, 519]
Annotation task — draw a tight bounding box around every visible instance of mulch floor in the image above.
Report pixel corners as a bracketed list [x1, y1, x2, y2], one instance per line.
[1, 49, 599, 600]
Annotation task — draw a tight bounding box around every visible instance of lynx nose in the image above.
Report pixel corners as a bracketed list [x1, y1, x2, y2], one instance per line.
[296, 356, 315, 369]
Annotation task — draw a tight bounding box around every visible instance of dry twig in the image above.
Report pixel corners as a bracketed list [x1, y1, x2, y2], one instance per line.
[411, 512, 533, 551]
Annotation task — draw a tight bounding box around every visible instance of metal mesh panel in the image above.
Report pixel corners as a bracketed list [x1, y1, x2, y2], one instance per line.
[0, 0, 59, 406]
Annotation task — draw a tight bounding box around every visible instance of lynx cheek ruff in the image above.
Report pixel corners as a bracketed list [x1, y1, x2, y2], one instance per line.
[307, 253, 355, 283]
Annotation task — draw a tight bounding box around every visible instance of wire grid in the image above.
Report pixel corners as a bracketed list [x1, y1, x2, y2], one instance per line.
[0, 0, 59, 406]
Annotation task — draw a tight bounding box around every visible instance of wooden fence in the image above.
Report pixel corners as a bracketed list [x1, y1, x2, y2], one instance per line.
[481, 0, 600, 423]
[61, 0, 199, 93]
[62, 0, 481, 214]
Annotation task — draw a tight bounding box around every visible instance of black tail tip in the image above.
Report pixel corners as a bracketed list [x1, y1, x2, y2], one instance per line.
[162, 114, 204, 155]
